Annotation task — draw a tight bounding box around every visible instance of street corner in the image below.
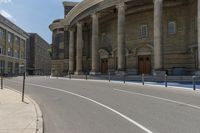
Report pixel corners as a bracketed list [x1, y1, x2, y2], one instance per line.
[0, 88, 43, 133]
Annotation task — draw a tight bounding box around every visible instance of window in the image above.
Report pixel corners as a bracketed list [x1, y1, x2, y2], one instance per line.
[140, 24, 148, 38]
[101, 33, 106, 43]
[168, 21, 176, 34]
[21, 40, 26, 49]
[15, 37, 20, 45]
[0, 46, 2, 55]
[0, 28, 4, 38]
[8, 48, 11, 56]
[14, 50, 19, 58]
[59, 42, 64, 49]
[8, 62, 13, 74]
[8, 33, 12, 43]
[59, 53, 64, 59]
[21, 52, 25, 59]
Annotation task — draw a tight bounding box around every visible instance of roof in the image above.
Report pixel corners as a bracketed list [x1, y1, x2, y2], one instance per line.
[0, 14, 29, 38]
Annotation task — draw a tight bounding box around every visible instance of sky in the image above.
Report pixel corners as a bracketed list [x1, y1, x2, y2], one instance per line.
[0, 0, 81, 44]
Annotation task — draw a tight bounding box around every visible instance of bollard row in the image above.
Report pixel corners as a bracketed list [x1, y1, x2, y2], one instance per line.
[64, 72, 198, 91]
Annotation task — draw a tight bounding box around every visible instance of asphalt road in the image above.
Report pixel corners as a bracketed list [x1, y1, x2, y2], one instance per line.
[4, 76, 200, 133]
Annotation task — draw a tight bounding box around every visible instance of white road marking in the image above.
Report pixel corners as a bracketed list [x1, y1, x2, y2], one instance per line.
[6, 79, 153, 133]
[114, 88, 200, 110]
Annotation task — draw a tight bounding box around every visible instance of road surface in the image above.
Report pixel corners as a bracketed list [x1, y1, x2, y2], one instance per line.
[4, 76, 200, 133]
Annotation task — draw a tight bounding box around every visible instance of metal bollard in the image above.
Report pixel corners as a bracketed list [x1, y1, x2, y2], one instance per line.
[85, 72, 87, 80]
[69, 73, 72, 79]
[165, 74, 168, 87]
[108, 72, 111, 82]
[192, 76, 196, 91]
[142, 74, 144, 85]
[22, 72, 26, 102]
[68, 72, 70, 79]
[123, 74, 126, 84]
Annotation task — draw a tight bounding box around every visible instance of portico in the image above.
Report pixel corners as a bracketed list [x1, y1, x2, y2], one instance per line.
[50, 0, 200, 76]
[70, 0, 163, 75]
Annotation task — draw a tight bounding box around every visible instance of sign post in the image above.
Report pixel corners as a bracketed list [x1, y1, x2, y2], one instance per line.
[22, 72, 25, 102]
[20, 64, 26, 102]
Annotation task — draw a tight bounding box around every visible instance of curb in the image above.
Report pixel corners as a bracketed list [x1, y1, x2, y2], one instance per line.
[28, 96, 44, 133]
[4, 86, 44, 133]
[50, 77, 200, 93]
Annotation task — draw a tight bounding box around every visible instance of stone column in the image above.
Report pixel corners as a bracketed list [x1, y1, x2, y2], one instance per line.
[90, 13, 100, 75]
[198, 0, 200, 69]
[116, 2, 126, 72]
[64, 26, 69, 59]
[69, 28, 75, 73]
[153, 0, 163, 70]
[75, 22, 83, 75]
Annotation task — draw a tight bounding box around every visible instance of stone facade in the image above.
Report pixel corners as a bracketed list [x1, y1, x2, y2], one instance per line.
[0, 14, 28, 75]
[50, 0, 199, 76]
[26, 33, 51, 75]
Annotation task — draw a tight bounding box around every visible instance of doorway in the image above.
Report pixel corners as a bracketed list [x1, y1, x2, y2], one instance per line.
[138, 55, 151, 75]
[101, 58, 108, 74]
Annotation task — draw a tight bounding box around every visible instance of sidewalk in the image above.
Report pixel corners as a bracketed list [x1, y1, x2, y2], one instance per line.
[0, 88, 43, 133]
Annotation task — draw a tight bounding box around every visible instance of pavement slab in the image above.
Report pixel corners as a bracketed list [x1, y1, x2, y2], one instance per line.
[0, 88, 43, 133]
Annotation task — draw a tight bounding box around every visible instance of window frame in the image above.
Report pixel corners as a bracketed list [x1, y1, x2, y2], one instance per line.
[7, 47, 11, 56]
[7, 32, 12, 43]
[168, 21, 176, 35]
[140, 24, 148, 38]
[0, 46, 2, 55]
[0, 28, 4, 38]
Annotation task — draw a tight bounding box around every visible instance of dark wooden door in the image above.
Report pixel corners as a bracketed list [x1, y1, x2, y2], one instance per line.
[101, 59, 108, 74]
[138, 55, 151, 75]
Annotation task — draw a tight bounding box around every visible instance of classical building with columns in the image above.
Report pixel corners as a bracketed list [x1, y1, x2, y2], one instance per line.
[50, 0, 199, 76]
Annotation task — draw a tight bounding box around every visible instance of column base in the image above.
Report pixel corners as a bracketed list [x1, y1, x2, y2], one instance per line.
[195, 70, 200, 76]
[75, 71, 84, 75]
[153, 70, 166, 76]
[89, 71, 101, 75]
[115, 71, 126, 76]
[68, 71, 74, 75]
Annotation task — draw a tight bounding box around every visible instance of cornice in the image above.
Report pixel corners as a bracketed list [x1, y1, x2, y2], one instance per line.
[49, 19, 65, 31]
[64, 0, 104, 26]
[63, 1, 78, 7]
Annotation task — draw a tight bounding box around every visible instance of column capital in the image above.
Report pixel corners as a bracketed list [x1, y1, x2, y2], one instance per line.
[116, 2, 127, 10]
[91, 12, 101, 19]
[69, 27, 75, 32]
[77, 21, 84, 27]
[153, 0, 163, 4]
[64, 25, 69, 31]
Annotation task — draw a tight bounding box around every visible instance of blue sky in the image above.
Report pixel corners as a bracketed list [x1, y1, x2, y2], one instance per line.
[0, 0, 81, 44]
